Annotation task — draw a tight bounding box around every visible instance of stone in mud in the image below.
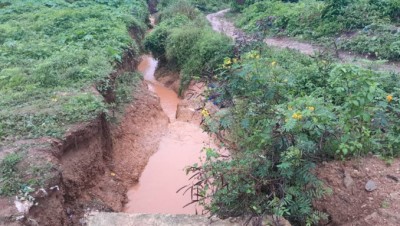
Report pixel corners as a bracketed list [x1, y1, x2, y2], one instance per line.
[264, 215, 292, 226]
[365, 180, 377, 192]
[176, 101, 201, 123]
[343, 171, 354, 188]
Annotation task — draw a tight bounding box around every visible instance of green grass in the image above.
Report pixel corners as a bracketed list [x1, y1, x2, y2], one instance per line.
[234, 0, 400, 60]
[0, 148, 58, 196]
[0, 0, 149, 145]
[157, 0, 231, 12]
[0, 152, 23, 196]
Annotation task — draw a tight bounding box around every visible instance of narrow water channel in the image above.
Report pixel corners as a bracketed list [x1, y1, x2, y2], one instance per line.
[123, 55, 210, 214]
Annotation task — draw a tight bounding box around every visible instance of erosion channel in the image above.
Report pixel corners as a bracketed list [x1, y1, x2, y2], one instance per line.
[123, 55, 211, 214]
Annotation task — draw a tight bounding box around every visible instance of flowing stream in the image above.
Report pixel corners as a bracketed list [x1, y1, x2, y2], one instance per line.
[123, 55, 210, 214]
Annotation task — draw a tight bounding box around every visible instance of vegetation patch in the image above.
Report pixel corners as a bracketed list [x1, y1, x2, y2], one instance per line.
[0, 0, 149, 146]
[186, 42, 400, 224]
[145, 0, 234, 95]
[0, 152, 23, 196]
[157, 0, 231, 12]
[233, 0, 400, 60]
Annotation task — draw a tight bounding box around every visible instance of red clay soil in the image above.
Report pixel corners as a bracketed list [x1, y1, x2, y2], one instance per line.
[0, 82, 169, 226]
[110, 83, 169, 185]
[314, 156, 400, 225]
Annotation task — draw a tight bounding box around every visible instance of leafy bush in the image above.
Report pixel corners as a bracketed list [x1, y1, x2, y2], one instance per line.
[144, 15, 192, 60]
[145, 0, 234, 94]
[339, 24, 400, 60]
[187, 45, 400, 224]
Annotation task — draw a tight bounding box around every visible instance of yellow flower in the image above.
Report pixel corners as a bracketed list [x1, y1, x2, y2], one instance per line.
[292, 112, 302, 120]
[248, 51, 260, 59]
[223, 58, 232, 68]
[288, 106, 293, 110]
[233, 58, 238, 63]
[52, 98, 58, 102]
[387, 95, 393, 103]
[201, 108, 210, 117]
[307, 106, 315, 111]
[271, 61, 277, 66]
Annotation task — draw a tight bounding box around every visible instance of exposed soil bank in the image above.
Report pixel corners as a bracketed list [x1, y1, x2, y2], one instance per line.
[124, 56, 212, 214]
[314, 157, 400, 226]
[0, 56, 169, 225]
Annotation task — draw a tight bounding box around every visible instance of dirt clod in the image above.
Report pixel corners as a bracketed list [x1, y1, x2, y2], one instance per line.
[343, 171, 354, 188]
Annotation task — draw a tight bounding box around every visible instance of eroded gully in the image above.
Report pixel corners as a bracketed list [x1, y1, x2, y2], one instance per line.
[123, 56, 212, 214]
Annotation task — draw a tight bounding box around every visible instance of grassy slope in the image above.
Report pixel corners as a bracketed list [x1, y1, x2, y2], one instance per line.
[234, 0, 400, 61]
[0, 0, 148, 145]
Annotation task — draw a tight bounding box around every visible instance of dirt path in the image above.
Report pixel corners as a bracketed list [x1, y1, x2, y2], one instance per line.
[207, 9, 400, 74]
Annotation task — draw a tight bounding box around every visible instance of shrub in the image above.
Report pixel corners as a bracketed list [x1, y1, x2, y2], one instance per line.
[186, 45, 400, 224]
[146, 0, 234, 94]
[144, 15, 191, 60]
[339, 24, 400, 60]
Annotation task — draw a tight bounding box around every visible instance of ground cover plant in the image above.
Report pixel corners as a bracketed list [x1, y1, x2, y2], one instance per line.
[232, 0, 400, 60]
[186, 42, 400, 224]
[0, 0, 148, 145]
[157, 0, 231, 12]
[144, 0, 234, 94]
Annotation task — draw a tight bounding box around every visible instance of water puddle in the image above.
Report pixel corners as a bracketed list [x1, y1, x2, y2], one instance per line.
[124, 55, 210, 214]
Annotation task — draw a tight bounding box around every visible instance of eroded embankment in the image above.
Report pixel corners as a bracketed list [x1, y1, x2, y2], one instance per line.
[0, 54, 169, 225]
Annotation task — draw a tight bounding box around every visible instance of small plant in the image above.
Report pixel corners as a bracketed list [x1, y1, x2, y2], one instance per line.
[381, 199, 390, 209]
[0, 153, 23, 196]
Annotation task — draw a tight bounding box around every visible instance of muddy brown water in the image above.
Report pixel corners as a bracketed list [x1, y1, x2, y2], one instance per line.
[124, 55, 210, 214]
